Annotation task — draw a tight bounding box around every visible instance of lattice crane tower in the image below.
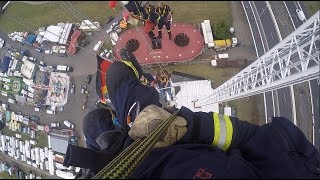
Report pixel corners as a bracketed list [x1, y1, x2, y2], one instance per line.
[196, 11, 319, 107]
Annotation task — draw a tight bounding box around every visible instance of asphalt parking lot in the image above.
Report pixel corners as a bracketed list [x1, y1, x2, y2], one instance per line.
[0, 8, 125, 145]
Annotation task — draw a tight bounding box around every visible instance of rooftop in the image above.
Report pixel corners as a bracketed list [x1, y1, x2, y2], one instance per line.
[48, 134, 69, 154]
[45, 72, 70, 106]
[173, 80, 219, 113]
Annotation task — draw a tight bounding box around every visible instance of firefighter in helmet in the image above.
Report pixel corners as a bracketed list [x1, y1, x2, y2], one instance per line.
[156, 2, 172, 40]
[145, 3, 160, 40]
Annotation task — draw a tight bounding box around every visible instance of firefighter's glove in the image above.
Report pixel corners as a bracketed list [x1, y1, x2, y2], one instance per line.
[128, 105, 187, 148]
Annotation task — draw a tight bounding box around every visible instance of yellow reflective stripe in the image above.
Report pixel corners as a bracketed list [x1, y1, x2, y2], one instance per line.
[217, 114, 226, 149]
[212, 112, 220, 147]
[212, 113, 233, 151]
[222, 115, 233, 151]
[122, 61, 139, 79]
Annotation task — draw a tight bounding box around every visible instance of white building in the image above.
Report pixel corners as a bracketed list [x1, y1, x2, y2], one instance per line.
[170, 71, 219, 113]
[20, 60, 36, 79]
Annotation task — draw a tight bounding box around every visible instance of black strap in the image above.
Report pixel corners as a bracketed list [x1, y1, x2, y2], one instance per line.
[191, 116, 200, 143]
[63, 144, 117, 173]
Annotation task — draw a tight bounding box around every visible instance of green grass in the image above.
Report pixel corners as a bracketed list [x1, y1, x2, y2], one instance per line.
[0, 1, 119, 33]
[303, 1, 320, 17]
[0, 1, 232, 33]
[0, 172, 13, 179]
[35, 131, 48, 148]
[1, 126, 48, 148]
[170, 1, 232, 26]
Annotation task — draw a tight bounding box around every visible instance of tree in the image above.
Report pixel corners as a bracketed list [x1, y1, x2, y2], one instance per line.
[213, 20, 230, 40]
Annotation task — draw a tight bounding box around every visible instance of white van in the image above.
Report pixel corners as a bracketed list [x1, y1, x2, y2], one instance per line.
[46, 109, 56, 115]
[50, 122, 60, 127]
[93, 41, 103, 52]
[63, 120, 74, 129]
[55, 65, 73, 72]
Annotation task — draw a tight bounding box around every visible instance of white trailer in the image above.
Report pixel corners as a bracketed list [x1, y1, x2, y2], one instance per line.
[48, 150, 55, 175]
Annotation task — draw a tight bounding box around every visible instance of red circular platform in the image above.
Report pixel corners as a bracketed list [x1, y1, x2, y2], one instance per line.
[114, 23, 204, 65]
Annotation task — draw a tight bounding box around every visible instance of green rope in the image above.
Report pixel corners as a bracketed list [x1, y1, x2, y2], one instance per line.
[93, 109, 180, 179]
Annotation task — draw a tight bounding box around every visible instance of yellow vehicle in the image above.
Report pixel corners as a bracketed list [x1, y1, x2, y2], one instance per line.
[213, 39, 231, 51]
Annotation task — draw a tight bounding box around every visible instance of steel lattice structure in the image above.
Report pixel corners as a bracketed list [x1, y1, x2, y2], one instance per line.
[197, 11, 319, 106]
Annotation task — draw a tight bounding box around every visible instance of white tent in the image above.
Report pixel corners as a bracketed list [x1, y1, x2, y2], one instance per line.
[59, 23, 73, 45]
[20, 61, 36, 79]
[79, 20, 100, 31]
[43, 25, 63, 43]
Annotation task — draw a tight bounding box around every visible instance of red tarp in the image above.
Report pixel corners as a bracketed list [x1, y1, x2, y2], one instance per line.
[67, 29, 81, 54]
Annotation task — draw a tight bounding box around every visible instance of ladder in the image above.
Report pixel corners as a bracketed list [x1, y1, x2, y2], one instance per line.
[196, 11, 320, 106]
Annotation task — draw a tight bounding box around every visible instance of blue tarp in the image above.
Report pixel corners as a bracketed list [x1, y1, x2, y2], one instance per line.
[23, 33, 36, 45]
[1, 56, 11, 73]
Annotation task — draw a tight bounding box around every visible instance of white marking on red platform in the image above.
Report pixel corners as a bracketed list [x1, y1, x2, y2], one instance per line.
[114, 23, 204, 64]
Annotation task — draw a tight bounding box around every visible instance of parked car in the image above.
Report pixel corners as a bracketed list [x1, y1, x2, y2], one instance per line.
[46, 109, 56, 115]
[15, 134, 22, 139]
[296, 9, 306, 22]
[105, 50, 113, 58]
[0, 38, 5, 48]
[30, 140, 37, 145]
[70, 84, 75, 94]
[81, 85, 88, 94]
[34, 107, 40, 112]
[35, 48, 42, 52]
[28, 57, 36, 62]
[44, 50, 53, 54]
[86, 75, 92, 84]
[110, 20, 119, 29]
[50, 122, 60, 128]
[39, 61, 45, 66]
[69, 136, 78, 145]
[30, 116, 39, 123]
[30, 131, 35, 139]
[63, 120, 74, 129]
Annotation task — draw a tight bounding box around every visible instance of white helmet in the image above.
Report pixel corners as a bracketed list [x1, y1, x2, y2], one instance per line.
[120, 1, 129, 5]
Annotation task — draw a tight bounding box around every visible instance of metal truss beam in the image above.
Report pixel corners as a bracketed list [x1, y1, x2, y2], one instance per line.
[197, 11, 320, 106]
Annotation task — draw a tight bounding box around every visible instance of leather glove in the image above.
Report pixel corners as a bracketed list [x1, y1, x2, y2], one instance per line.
[128, 105, 187, 148]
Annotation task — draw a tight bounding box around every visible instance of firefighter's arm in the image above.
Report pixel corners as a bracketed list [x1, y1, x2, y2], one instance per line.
[178, 106, 258, 151]
[129, 105, 258, 151]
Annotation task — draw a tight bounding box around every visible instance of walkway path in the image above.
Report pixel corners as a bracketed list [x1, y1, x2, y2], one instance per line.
[12, 1, 48, 5]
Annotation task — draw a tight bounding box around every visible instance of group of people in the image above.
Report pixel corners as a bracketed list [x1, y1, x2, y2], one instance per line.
[63, 48, 320, 179]
[139, 68, 173, 104]
[123, 1, 173, 40]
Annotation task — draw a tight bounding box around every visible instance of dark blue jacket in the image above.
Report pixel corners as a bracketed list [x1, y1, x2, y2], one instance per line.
[106, 61, 161, 132]
[130, 111, 320, 178]
[66, 60, 320, 178]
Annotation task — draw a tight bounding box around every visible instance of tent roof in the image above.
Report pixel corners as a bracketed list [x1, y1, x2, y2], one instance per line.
[43, 25, 63, 43]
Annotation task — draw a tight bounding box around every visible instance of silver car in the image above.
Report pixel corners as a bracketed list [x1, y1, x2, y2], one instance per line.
[0, 38, 4, 48]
